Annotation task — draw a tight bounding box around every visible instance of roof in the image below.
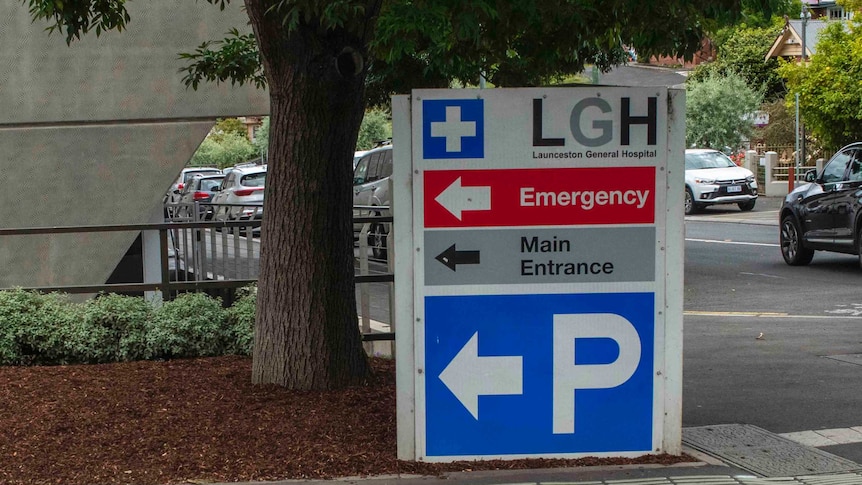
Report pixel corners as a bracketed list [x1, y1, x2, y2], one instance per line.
[765, 19, 831, 59]
[594, 64, 688, 88]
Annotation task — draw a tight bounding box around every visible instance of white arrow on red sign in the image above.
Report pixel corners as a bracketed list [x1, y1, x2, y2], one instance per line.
[433, 176, 491, 221]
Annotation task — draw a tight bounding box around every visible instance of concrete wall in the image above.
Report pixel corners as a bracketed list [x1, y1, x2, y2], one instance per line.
[0, 0, 269, 288]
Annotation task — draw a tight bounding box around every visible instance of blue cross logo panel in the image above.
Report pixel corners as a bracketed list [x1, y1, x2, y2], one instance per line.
[422, 99, 485, 159]
[424, 292, 655, 457]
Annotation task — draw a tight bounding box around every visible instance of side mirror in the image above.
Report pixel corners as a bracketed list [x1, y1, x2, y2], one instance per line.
[805, 169, 816, 183]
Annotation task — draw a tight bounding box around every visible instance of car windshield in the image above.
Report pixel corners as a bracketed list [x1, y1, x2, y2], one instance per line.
[241, 172, 266, 187]
[184, 170, 220, 183]
[199, 178, 223, 191]
[685, 152, 736, 170]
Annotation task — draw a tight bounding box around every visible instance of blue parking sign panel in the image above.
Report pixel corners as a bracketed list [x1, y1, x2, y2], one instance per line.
[425, 292, 654, 457]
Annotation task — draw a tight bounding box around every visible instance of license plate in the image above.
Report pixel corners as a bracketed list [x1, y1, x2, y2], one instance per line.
[727, 185, 742, 193]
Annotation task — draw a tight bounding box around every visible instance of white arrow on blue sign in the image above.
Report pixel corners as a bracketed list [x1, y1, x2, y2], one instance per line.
[438, 331, 523, 419]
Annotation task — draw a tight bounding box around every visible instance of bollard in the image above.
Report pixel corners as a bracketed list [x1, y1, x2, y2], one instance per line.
[788, 166, 795, 192]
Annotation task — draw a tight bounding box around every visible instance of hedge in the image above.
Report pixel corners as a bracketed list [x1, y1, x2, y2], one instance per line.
[0, 287, 256, 366]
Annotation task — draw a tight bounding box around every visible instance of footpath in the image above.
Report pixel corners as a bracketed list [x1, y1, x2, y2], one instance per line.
[314, 195, 862, 485]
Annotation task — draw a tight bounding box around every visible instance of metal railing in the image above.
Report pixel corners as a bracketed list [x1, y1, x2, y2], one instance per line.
[0, 204, 394, 345]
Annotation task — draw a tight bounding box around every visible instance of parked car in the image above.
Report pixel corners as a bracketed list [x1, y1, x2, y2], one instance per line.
[684, 149, 758, 215]
[779, 142, 862, 267]
[166, 167, 222, 205]
[353, 144, 393, 259]
[211, 165, 266, 234]
[177, 174, 225, 219]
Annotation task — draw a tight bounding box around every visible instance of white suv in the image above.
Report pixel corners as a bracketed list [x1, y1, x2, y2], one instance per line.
[684, 149, 757, 215]
[352, 145, 393, 258]
[211, 165, 266, 234]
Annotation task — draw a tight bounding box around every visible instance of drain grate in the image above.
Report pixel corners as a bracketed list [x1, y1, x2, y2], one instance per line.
[683, 424, 862, 477]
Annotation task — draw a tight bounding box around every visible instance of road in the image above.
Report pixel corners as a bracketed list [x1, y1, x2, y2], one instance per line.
[684, 208, 862, 464]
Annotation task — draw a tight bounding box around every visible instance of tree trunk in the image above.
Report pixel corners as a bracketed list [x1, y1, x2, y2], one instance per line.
[245, 0, 376, 388]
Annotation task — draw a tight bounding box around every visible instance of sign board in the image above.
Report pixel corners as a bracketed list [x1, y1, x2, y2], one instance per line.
[392, 87, 684, 462]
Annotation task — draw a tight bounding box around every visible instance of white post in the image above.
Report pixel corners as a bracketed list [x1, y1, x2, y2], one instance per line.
[143, 206, 164, 306]
[359, 223, 372, 355]
[765, 151, 779, 195]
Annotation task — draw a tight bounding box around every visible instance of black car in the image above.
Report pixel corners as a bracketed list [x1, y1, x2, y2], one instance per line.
[780, 142, 862, 267]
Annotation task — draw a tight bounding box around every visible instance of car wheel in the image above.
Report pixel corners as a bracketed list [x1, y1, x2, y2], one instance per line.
[370, 221, 388, 260]
[738, 199, 756, 212]
[780, 215, 814, 266]
[684, 187, 699, 215]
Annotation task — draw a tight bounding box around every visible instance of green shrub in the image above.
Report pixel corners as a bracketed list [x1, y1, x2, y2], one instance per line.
[0, 289, 256, 366]
[226, 285, 256, 355]
[0, 289, 73, 365]
[148, 293, 229, 359]
[63, 294, 153, 363]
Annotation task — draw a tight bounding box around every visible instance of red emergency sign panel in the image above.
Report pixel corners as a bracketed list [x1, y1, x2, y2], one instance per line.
[424, 167, 656, 228]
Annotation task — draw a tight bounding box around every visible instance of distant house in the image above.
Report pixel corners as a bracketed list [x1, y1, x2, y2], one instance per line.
[765, 18, 831, 60]
[765, 0, 857, 61]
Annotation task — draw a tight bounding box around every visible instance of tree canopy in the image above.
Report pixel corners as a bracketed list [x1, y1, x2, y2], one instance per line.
[779, 20, 862, 150]
[25, 0, 781, 390]
[689, 20, 786, 101]
[686, 70, 764, 150]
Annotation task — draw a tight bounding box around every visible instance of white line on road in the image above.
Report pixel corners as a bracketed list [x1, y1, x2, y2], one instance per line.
[685, 310, 862, 320]
[739, 272, 785, 279]
[686, 237, 779, 247]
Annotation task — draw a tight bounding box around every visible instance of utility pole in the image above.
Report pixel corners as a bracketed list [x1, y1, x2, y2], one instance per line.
[799, 4, 810, 181]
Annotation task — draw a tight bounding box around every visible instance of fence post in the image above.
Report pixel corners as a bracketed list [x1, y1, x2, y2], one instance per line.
[359, 223, 372, 355]
[765, 151, 778, 195]
[788, 166, 795, 192]
[144, 206, 165, 306]
[816, 158, 824, 174]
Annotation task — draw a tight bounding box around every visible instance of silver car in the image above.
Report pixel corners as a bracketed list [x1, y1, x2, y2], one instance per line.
[352, 145, 392, 258]
[211, 165, 266, 234]
[176, 174, 225, 220]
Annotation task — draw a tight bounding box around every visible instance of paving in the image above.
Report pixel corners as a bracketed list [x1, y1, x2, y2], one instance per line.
[683, 425, 862, 477]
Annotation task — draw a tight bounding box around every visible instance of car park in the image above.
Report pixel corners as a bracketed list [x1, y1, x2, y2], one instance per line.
[779, 142, 862, 267]
[176, 174, 225, 219]
[684, 149, 758, 215]
[211, 165, 266, 234]
[352, 144, 392, 259]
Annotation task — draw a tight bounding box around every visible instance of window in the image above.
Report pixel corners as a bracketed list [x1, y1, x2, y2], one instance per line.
[240, 172, 266, 187]
[379, 149, 393, 179]
[821, 150, 853, 183]
[828, 7, 850, 20]
[353, 155, 370, 185]
[366, 151, 382, 182]
[847, 151, 862, 182]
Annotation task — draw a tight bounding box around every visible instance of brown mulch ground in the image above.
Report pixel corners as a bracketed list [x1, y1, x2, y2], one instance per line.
[0, 357, 693, 485]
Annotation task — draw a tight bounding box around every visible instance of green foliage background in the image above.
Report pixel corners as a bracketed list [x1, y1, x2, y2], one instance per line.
[355, 109, 392, 151]
[686, 70, 764, 149]
[780, 21, 862, 150]
[190, 131, 257, 168]
[690, 21, 786, 101]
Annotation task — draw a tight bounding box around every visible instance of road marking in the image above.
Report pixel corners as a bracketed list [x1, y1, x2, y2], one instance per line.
[740, 272, 785, 279]
[686, 237, 779, 247]
[685, 310, 862, 320]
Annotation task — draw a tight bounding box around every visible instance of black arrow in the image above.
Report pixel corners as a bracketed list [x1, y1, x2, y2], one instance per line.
[435, 244, 481, 272]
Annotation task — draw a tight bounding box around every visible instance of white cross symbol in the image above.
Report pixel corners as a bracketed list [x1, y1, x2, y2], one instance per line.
[430, 106, 476, 153]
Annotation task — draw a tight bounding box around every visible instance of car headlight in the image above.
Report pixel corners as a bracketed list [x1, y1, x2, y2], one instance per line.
[694, 178, 716, 185]
[745, 175, 755, 183]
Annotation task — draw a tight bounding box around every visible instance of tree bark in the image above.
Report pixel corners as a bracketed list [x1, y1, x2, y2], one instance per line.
[245, 0, 378, 388]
